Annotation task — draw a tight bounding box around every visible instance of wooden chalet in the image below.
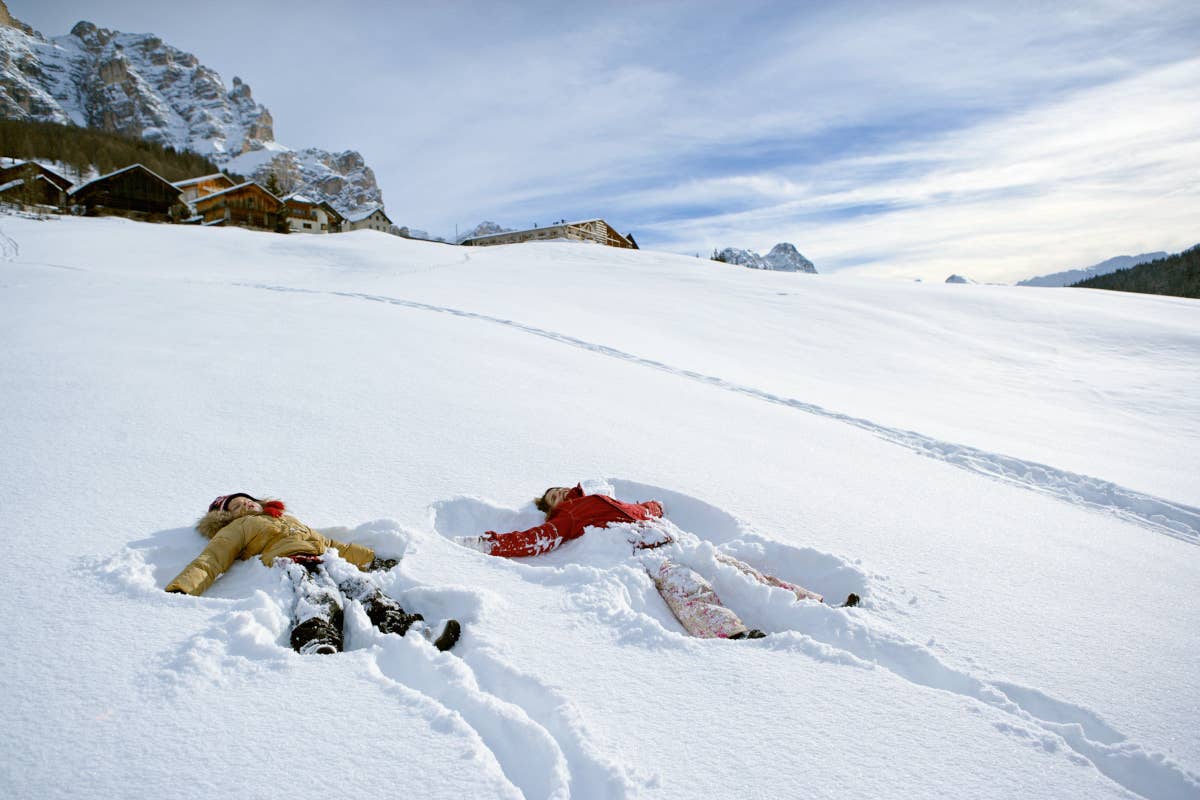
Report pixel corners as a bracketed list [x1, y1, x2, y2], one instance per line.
[344, 206, 394, 233]
[0, 162, 73, 209]
[191, 181, 284, 231]
[283, 194, 344, 234]
[460, 218, 636, 249]
[69, 164, 186, 222]
[172, 173, 237, 204]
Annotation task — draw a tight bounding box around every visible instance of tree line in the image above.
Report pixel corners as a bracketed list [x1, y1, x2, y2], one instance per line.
[0, 118, 228, 183]
[1072, 245, 1200, 300]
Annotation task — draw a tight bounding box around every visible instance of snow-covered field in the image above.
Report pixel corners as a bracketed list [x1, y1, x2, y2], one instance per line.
[1, 214, 1197, 799]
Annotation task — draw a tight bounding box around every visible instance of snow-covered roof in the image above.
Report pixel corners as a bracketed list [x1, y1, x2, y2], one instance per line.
[345, 205, 391, 224]
[172, 173, 234, 188]
[69, 163, 181, 197]
[0, 179, 25, 193]
[461, 219, 622, 243]
[191, 181, 282, 205]
[1, 161, 73, 188]
[284, 193, 315, 204]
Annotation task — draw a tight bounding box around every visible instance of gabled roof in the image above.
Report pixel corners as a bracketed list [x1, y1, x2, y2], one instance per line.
[461, 218, 628, 245]
[69, 163, 182, 198]
[0, 161, 73, 191]
[192, 181, 283, 207]
[345, 205, 392, 224]
[172, 173, 236, 189]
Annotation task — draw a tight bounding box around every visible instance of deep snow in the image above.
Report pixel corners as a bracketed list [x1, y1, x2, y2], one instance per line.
[0, 215, 1197, 799]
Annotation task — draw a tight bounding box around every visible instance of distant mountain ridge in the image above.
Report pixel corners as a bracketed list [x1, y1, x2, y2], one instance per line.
[713, 243, 817, 273]
[1072, 245, 1199, 299]
[0, 1, 383, 216]
[1017, 252, 1167, 287]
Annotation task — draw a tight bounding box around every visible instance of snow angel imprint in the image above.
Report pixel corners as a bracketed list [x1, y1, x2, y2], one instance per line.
[458, 484, 858, 639]
[166, 493, 460, 654]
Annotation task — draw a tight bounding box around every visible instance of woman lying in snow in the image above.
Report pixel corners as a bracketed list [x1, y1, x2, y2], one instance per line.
[166, 493, 460, 655]
[458, 484, 858, 640]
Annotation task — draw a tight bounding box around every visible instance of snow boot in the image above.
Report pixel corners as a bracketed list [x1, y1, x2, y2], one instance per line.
[841, 593, 861, 608]
[428, 619, 461, 652]
[729, 629, 766, 640]
[362, 593, 424, 637]
[291, 612, 344, 655]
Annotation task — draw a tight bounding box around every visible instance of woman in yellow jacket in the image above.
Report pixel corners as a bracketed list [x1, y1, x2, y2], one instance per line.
[166, 493, 460, 654]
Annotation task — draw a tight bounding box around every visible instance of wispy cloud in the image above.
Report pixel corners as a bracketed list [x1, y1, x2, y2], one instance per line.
[18, 0, 1200, 280]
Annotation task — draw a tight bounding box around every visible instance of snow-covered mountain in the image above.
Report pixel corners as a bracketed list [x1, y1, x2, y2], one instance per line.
[1016, 252, 1168, 287]
[715, 242, 817, 273]
[0, 2, 382, 215]
[945, 274, 974, 284]
[456, 220, 514, 243]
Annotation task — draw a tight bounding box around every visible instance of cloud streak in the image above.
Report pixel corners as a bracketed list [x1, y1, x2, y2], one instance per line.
[16, 0, 1200, 280]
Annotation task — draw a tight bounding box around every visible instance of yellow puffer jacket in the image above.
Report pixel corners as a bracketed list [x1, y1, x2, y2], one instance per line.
[165, 508, 376, 596]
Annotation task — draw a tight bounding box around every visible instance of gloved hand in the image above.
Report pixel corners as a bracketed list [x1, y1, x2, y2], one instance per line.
[368, 557, 399, 572]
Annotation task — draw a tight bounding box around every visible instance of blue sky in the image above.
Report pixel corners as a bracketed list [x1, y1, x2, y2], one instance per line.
[16, 1, 1200, 281]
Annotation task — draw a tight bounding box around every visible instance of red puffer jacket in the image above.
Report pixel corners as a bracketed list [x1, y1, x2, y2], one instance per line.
[484, 485, 665, 557]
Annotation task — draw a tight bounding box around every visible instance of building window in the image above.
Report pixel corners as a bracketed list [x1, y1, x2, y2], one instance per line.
[303, 222, 312, 229]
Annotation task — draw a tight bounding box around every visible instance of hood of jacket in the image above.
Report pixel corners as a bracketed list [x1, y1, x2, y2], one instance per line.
[196, 499, 282, 539]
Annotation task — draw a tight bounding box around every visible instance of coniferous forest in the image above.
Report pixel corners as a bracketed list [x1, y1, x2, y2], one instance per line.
[0, 118, 224, 182]
[1072, 245, 1200, 299]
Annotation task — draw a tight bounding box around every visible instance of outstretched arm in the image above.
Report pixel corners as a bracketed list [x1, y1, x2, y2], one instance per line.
[483, 521, 570, 558]
[165, 524, 248, 595]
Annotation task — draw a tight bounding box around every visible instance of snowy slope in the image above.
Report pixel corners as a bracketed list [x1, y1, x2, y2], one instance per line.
[1, 215, 1197, 800]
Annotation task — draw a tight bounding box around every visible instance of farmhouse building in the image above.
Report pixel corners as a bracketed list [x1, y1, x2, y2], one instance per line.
[172, 173, 237, 204]
[0, 161, 72, 209]
[459, 219, 637, 249]
[69, 164, 185, 222]
[192, 181, 284, 231]
[344, 206, 394, 233]
[284, 194, 344, 233]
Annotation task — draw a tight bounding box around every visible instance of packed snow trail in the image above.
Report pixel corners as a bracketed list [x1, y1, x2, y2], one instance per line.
[246, 282, 1200, 544]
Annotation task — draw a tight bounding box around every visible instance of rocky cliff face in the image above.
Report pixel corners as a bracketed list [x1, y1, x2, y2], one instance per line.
[0, 5, 382, 215]
[715, 243, 817, 273]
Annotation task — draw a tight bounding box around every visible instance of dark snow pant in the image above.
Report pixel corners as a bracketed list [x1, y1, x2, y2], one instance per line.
[283, 557, 423, 655]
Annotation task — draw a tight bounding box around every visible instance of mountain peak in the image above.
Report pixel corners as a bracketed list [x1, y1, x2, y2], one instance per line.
[0, 13, 383, 217]
[714, 243, 817, 273]
[0, 0, 36, 36]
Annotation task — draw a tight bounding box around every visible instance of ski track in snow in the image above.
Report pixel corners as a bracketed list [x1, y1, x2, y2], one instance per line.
[432, 480, 1200, 800]
[243, 282, 1200, 546]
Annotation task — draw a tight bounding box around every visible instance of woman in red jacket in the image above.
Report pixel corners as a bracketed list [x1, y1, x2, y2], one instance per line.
[460, 485, 857, 639]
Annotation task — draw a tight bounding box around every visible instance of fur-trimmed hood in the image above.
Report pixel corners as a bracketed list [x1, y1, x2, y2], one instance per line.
[195, 499, 282, 539]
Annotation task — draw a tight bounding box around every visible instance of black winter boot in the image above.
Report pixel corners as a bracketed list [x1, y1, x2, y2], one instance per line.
[364, 592, 424, 637]
[729, 629, 766, 640]
[430, 619, 461, 652]
[291, 608, 344, 655]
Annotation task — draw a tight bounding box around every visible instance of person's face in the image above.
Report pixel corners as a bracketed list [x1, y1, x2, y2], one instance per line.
[226, 496, 262, 515]
[542, 487, 572, 512]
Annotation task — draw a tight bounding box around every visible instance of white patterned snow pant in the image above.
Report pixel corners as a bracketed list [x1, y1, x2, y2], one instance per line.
[652, 554, 822, 638]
